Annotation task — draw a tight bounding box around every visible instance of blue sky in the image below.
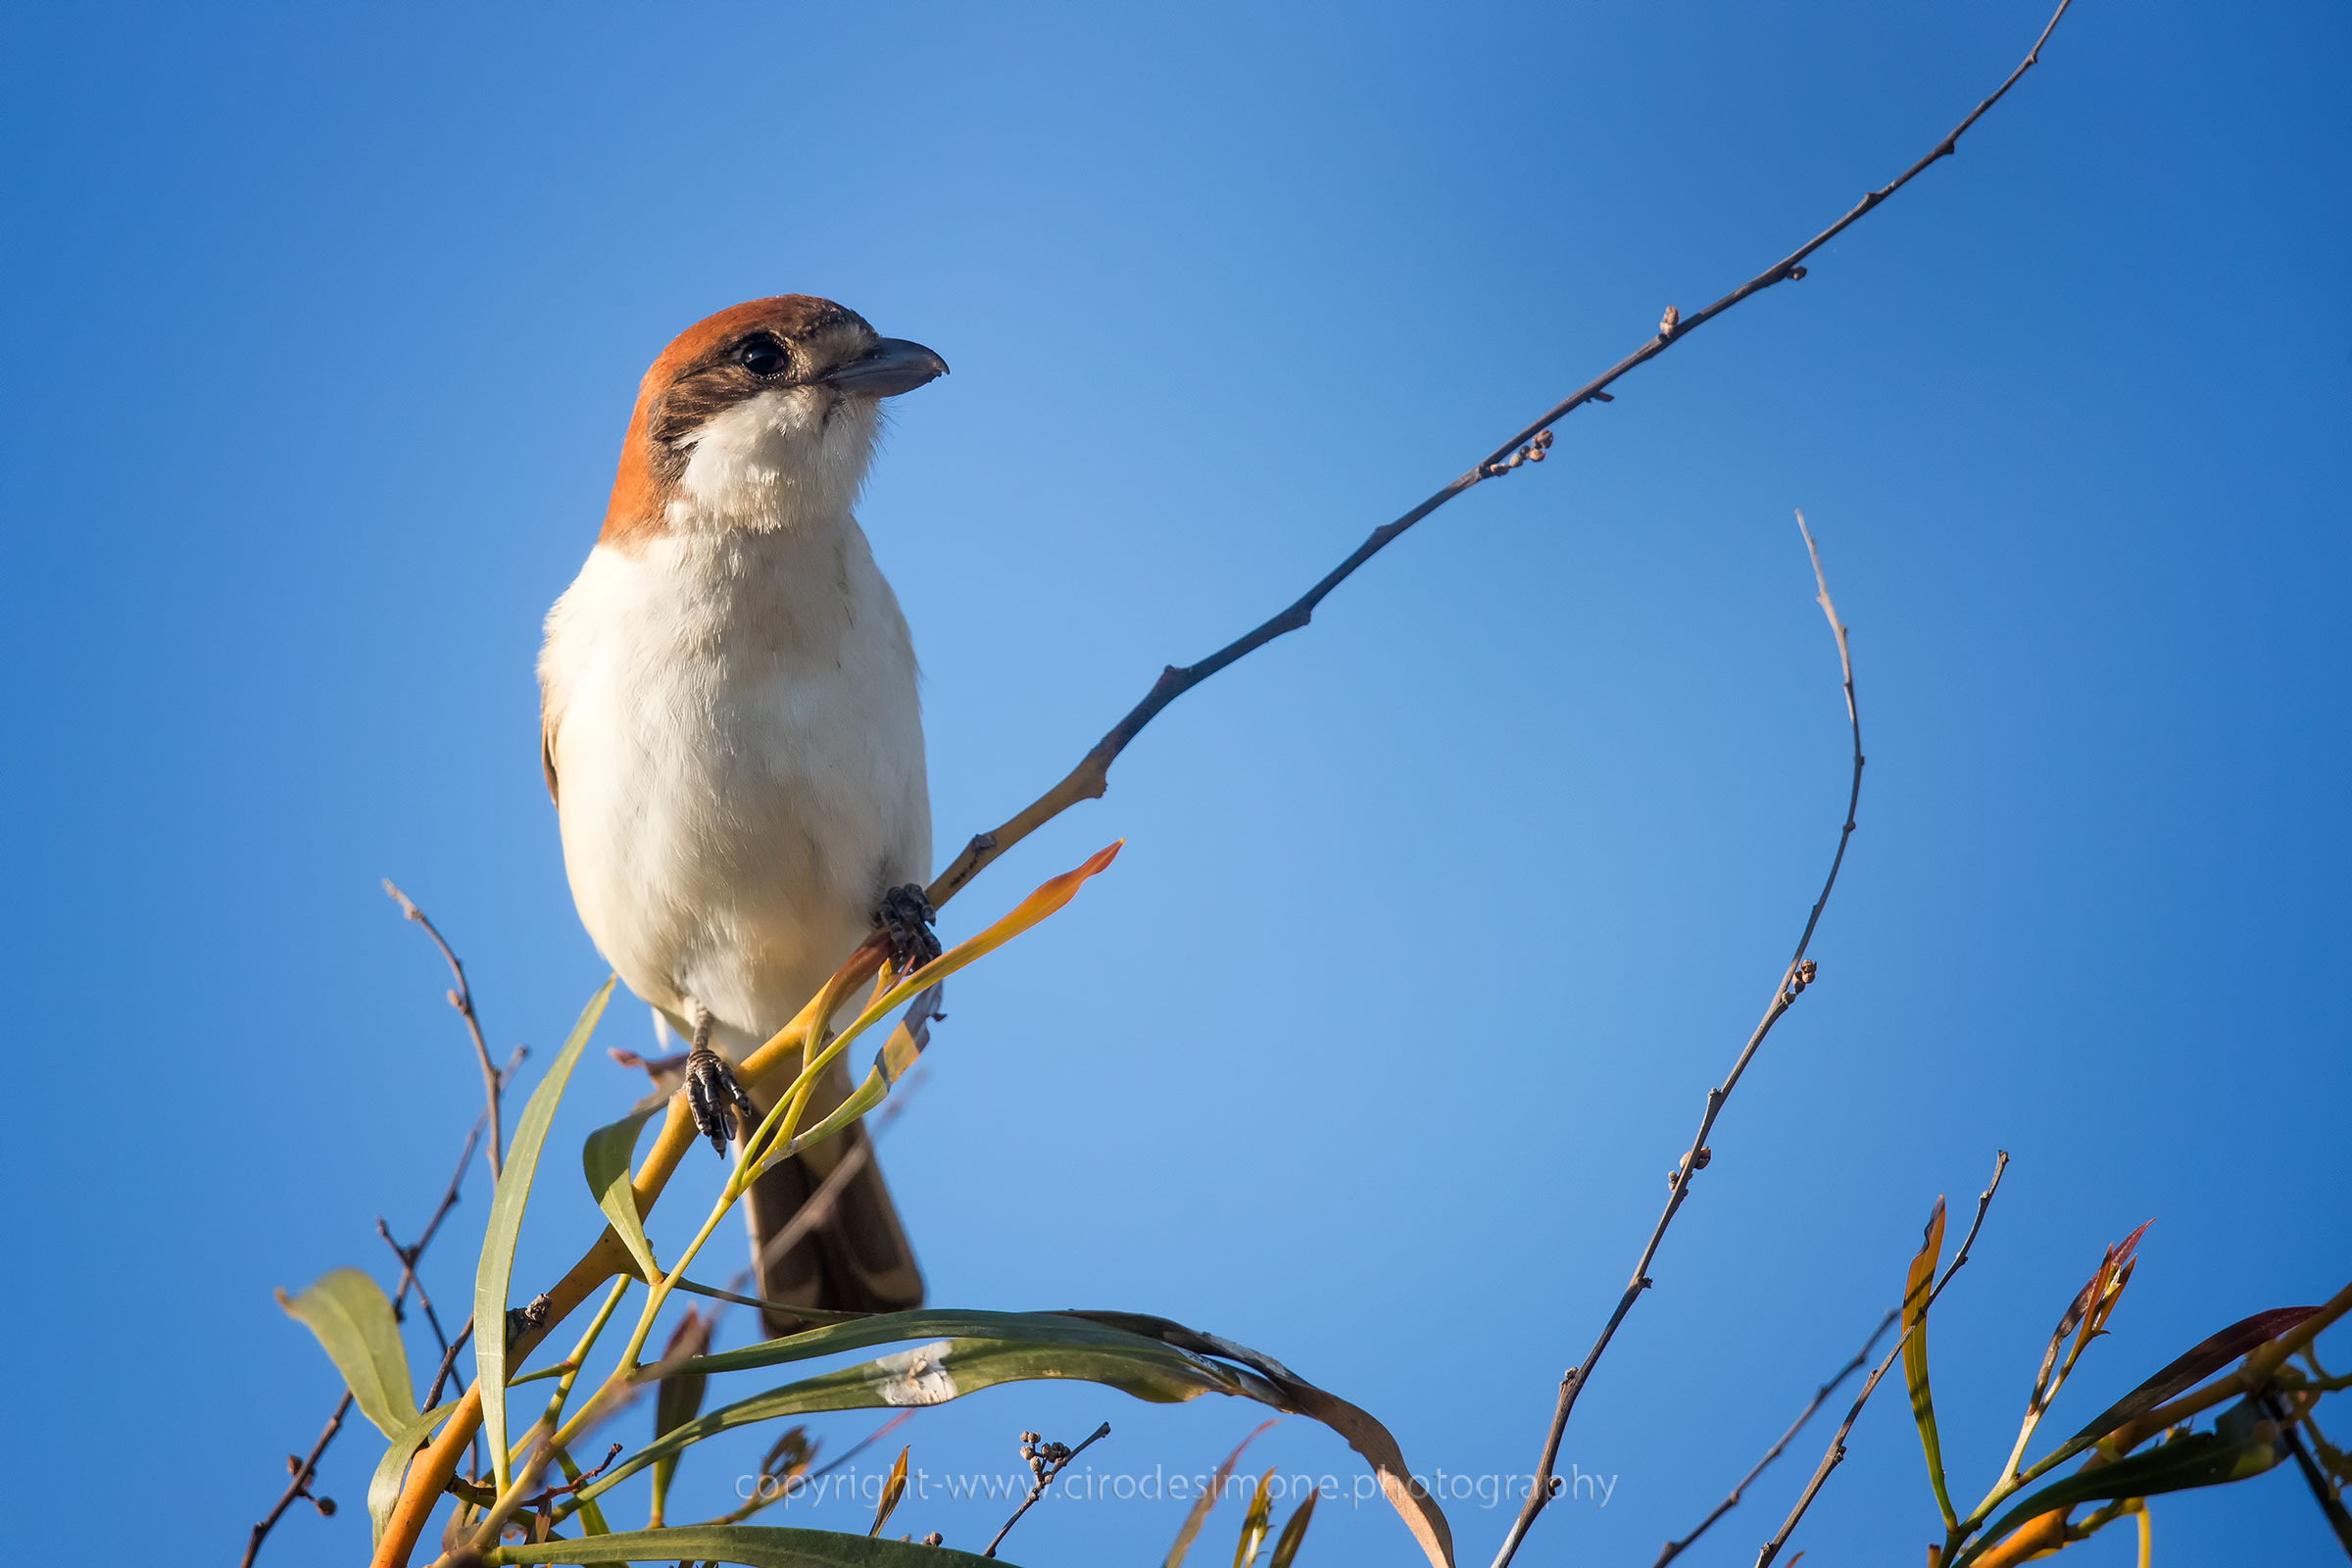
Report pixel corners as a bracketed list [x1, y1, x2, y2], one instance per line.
[2, 1, 2346, 1563]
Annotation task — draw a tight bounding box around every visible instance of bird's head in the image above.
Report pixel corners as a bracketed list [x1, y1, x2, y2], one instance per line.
[602, 295, 948, 545]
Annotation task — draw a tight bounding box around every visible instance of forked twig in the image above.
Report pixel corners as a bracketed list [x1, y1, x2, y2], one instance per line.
[384, 879, 507, 1182]
[1489, 509, 1866, 1568]
[1752, 1152, 2010, 1568]
[925, 0, 2072, 920]
[1652, 1308, 1899, 1568]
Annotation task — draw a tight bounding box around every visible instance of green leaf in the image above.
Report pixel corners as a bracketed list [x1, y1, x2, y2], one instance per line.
[582, 1096, 663, 1283]
[476, 975, 614, 1493]
[575, 1324, 1250, 1513]
[485, 1524, 1003, 1566]
[367, 1400, 455, 1547]
[1267, 1489, 1317, 1568]
[1957, 1409, 2287, 1568]
[669, 1306, 1454, 1568]
[275, 1267, 418, 1441]
[678, 1307, 1240, 1379]
[1166, 1421, 1277, 1568]
[1901, 1196, 1956, 1529]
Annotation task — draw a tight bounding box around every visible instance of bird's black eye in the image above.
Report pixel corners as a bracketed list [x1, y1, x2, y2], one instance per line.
[736, 336, 789, 377]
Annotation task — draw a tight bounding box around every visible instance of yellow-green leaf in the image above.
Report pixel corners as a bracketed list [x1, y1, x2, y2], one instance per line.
[276, 1267, 417, 1441]
[582, 1095, 662, 1283]
[1902, 1195, 1956, 1530]
[366, 1399, 455, 1546]
[476, 974, 614, 1493]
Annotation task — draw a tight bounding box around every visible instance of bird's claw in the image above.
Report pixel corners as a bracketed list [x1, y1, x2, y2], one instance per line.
[875, 882, 942, 974]
[684, 1045, 757, 1155]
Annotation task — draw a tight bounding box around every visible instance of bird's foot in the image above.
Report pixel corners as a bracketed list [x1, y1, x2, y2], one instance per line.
[875, 883, 942, 974]
[684, 1044, 757, 1156]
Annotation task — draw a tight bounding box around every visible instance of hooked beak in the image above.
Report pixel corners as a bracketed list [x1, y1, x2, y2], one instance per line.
[821, 337, 950, 397]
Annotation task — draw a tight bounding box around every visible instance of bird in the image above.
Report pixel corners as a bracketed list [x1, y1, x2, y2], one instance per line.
[537, 295, 950, 1332]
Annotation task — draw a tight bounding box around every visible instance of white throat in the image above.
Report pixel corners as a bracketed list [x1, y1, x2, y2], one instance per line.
[669, 386, 883, 533]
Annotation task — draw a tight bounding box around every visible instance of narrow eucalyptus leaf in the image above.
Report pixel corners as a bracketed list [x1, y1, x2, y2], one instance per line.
[2060, 1304, 2322, 1451]
[367, 1401, 456, 1547]
[1959, 1419, 2286, 1568]
[1267, 1489, 1317, 1568]
[582, 1096, 663, 1282]
[577, 1330, 1242, 1511]
[1901, 1197, 1954, 1527]
[276, 1267, 418, 1440]
[475, 974, 614, 1493]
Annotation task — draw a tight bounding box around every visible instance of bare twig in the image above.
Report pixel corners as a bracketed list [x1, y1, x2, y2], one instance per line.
[1488, 510, 1866, 1568]
[924, 0, 2073, 917]
[384, 879, 507, 1183]
[424, 1317, 476, 1411]
[983, 1422, 1111, 1559]
[1752, 1152, 2010, 1568]
[1652, 1308, 1898, 1568]
[239, 1396, 352, 1568]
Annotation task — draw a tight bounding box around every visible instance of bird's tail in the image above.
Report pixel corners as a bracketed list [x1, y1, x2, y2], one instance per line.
[739, 1076, 924, 1336]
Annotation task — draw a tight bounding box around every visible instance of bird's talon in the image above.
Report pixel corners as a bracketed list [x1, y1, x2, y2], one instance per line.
[875, 882, 942, 973]
[684, 1045, 755, 1155]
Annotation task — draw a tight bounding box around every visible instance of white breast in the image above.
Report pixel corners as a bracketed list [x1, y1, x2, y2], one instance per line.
[538, 515, 929, 1049]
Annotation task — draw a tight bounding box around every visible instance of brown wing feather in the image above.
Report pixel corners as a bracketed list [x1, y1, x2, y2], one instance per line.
[540, 710, 560, 806]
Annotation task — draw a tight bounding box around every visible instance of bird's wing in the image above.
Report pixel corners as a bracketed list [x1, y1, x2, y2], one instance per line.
[540, 705, 561, 806]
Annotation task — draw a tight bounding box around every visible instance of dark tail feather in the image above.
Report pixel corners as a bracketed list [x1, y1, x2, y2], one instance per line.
[741, 1117, 923, 1337]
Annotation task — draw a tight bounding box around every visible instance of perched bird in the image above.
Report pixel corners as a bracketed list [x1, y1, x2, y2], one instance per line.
[538, 296, 949, 1330]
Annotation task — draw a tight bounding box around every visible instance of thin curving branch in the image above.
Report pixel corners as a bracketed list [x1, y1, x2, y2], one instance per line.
[924, 0, 2072, 915]
[384, 879, 507, 1182]
[1652, 1307, 1899, 1568]
[1752, 1152, 2010, 1568]
[1488, 509, 1866, 1568]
